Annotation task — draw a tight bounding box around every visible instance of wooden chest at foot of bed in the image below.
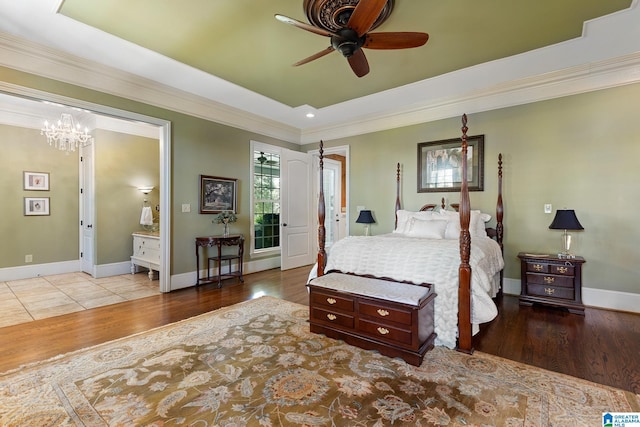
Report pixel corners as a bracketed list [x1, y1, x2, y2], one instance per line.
[307, 272, 437, 366]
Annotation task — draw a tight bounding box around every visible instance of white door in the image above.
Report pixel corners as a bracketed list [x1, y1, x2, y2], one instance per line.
[80, 141, 95, 276]
[323, 158, 342, 247]
[280, 149, 314, 270]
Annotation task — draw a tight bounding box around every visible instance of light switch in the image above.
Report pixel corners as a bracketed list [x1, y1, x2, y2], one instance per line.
[544, 204, 552, 214]
[182, 203, 191, 213]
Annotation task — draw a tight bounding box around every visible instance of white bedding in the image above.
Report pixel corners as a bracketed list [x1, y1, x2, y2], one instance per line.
[308, 234, 504, 349]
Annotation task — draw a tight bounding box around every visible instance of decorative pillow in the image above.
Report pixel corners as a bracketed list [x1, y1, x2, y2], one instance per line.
[394, 210, 413, 234]
[405, 218, 448, 239]
[394, 210, 441, 234]
[440, 210, 491, 239]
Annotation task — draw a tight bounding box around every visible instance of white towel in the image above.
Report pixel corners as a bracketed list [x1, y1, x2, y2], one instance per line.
[140, 206, 153, 225]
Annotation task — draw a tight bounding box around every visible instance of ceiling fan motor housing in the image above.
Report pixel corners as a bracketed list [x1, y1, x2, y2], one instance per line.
[331, 28, 365, 57]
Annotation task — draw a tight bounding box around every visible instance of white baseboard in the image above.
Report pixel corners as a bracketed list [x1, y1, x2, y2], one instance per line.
[502, 277, 640, 314]
[1, 260, 134, 281]
[94, 261, 132, 279]
[0, 260, 81, 281]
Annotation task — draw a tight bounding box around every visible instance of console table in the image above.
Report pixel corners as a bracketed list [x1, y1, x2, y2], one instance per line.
[195, 234, 244, 287]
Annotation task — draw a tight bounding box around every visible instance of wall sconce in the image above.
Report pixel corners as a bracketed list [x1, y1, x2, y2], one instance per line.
[356, 209, 375, 236]
[138, 186, 154, 195]
[549, 209, 584, 258]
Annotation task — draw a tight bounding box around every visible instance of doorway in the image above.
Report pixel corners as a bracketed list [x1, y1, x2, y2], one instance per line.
[0, 87, 171, 292]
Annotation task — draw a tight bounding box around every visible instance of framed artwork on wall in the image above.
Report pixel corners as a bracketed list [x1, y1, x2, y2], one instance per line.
[199, 175, 237, 214]
[417, 135, 484, 193]
[24, 197, 50, 216]
[23, 171, 49, 191]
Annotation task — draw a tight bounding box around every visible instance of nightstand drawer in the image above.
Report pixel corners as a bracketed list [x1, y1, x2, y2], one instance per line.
[550, 264, 574, 276]
[527, 283, 574, 300]
[526, 262, 574, 276]
[526, 273, 573, 288]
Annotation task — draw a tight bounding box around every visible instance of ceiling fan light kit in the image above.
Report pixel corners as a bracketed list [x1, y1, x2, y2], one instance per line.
[276, 0, 428, 77]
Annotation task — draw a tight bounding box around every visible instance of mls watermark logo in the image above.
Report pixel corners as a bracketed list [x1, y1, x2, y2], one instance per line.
[604, 412, 640, 427]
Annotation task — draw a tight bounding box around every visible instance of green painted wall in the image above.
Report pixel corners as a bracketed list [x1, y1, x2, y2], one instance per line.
[0, 125, 160, 268]
[95, 129, 159, 264]
[0, 125, 78, 266]
[303, 82, 640, 295]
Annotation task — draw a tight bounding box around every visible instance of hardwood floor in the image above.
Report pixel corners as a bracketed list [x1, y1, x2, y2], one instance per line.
[0, 265, 638, 394]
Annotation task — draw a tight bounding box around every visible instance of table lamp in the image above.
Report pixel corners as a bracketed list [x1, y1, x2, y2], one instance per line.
[549, 209, 584, 258]
[356, 210, 375, 236]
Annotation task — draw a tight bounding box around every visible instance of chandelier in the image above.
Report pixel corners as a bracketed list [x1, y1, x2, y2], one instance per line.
[41, 113, 94, 154]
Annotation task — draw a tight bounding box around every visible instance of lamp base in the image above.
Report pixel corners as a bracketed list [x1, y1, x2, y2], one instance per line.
[557, 252, 576, 259]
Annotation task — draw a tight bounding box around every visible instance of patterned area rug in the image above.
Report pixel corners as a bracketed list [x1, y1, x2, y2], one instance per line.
[1, 296, 638, 426]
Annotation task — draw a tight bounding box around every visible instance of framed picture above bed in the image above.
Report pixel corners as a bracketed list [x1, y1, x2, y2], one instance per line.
[417, 135, 484, 193]
[199, 175, 237, 214]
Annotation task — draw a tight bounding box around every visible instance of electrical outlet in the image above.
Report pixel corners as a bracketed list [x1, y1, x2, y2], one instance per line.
[544, 204, 552, 214]
[182, 203, 191, 213]
[25, 254, 33, 263]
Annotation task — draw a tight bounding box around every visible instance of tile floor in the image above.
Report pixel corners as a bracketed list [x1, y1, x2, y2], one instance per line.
[0, 272, 160, 328]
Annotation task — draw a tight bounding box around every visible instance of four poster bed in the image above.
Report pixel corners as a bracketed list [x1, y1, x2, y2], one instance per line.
[309, 115, 504, 357]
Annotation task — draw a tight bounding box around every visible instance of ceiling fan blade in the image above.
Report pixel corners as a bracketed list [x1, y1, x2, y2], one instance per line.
[347, 49, 370, 77]
[348, 0, 388, 36]
[364, 32, 429, 49]
[275, 14, 335, 37]
[293, 46, 335, 66]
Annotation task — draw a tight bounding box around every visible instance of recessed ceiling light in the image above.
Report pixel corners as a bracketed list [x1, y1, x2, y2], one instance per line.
[306, 112, 315, 118]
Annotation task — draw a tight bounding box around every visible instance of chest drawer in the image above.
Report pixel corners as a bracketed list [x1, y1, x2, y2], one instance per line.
[310, 306, 354, 329]
[526, 273, 573, 288]
[310, 291, 354, 312]
[526, 283, 574, 300]
[359, 318, 412, 346]
[359, 301, 412, 326]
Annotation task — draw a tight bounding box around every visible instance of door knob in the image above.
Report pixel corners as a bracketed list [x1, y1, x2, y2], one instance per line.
[282, 223, 287, 227]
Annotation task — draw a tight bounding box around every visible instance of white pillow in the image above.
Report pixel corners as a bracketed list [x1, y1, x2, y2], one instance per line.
[394, 210, 413, 234]
[441, 210, 491, 239]
[405, 218, 448, 239]
[394, 210, 441, 234]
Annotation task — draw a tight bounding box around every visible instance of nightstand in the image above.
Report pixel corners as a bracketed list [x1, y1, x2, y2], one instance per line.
[517, 252, 585, 315]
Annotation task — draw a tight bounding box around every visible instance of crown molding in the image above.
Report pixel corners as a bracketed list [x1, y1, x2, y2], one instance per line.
[0, 32, 302, 143]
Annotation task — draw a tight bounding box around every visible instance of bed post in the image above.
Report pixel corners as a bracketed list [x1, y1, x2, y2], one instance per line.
[457, 114, 473, 354]
[317, 141, 326, 277]
[496, 153, 504, 251]
[496, 153, 504, 294]
[394, 162, 401, 228]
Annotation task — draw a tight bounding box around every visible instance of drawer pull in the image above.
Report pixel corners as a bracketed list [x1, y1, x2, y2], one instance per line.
[326, 314, 337, 321]
[543, 276, 555, 284]
[377, 327, 390, 335]
[557, 266, 568, 274]
[377, 309, 390, 317]
[326, 298, 337, 305]
[544, 287, 555, 295]
[533, 264, 544, 271]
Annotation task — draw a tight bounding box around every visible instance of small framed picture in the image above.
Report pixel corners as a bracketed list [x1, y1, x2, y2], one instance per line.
[24, 197, 50, 216]
[200, 175, 238, 214]
[24, 171, 50, 191]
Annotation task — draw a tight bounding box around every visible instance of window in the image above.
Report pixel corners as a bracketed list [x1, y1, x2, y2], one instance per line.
[252, 148, 280, 252]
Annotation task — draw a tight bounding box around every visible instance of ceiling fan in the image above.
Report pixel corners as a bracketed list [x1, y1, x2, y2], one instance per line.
[275, 0, 429, 78]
